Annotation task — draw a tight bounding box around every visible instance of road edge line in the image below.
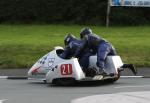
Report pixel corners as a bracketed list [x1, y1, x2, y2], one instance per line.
[0, 76, 27, 79]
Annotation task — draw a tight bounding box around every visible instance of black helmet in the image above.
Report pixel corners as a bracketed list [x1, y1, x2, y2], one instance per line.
[64, 34, 76, 46]
[80, 27, 92, 38]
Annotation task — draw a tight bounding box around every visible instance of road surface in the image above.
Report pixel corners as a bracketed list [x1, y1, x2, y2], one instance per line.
[0, 68, 150, 103]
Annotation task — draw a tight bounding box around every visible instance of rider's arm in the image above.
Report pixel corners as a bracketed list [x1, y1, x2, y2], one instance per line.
[59, 46, 70, 59]
[74, 36, 88, 58]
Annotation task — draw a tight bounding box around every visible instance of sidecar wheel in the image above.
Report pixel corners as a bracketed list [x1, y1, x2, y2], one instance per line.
[111, 72, 121, 83]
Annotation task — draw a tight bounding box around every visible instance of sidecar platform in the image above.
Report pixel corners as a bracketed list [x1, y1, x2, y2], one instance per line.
[79, 75, 118, 82]
[51, 75, 119, 86]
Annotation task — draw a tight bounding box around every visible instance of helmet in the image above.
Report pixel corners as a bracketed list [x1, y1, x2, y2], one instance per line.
[64, 34, 76, 46]
[80, 27, 92, 38]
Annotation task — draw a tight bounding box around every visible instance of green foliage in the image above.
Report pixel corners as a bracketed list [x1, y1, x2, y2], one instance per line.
[0, 0, 149, 25]
[0, 24, 150, 69]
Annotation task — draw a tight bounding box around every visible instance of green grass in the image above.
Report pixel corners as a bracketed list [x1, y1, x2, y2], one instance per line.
[0, 24, 150, 69]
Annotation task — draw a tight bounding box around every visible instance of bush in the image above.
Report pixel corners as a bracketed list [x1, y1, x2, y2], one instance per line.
[0, 0, 149, 25]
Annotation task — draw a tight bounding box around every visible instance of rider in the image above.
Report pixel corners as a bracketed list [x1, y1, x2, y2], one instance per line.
[79, 27, 117, 76]
[59, 34, 81, 59]
[60, 34, 94, 74]
[79, 27, 137, 76]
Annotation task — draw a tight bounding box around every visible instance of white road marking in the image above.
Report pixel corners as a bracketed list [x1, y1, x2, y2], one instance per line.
[115, 85, 150, 89]
[0, 75, 144, 79]
[0, 76, 8, 79]
[71, 91, 150, 103]
[0, 76, 27, 79]
[0, 99, 7, 103]
[120, 76, 143, 78]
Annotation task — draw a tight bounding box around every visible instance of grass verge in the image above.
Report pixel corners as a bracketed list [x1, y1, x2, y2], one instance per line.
[0, 24, 149, 69]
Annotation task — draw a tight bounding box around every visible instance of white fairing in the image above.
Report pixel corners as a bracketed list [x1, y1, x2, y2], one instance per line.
[46, 58, 85, 83]
[28, 46, 66, 80]
[28, 46, 124, 83]
[46, 55, 123, 83]
[89, 56, 123, 75]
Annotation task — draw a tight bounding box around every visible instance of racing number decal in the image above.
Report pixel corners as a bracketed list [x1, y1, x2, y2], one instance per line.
[61, 64, 73, 75]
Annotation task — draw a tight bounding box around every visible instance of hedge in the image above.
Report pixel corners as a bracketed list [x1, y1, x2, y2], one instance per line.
[0, 0, 149, 25]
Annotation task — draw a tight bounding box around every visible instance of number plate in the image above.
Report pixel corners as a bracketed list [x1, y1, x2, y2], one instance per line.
[61, 64, 73, 75]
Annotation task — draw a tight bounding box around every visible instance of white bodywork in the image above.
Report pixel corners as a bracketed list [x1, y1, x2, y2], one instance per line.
[89, 56, 123, 74]
[46, 55, 123, 83]
[28, 46, 123, 83]
[46, 58, 85, 83]
[28, 46, 66, 80]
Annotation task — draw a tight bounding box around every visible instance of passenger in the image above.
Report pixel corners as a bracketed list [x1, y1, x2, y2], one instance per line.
[78, 27, 117, 76]
[59, 34, 81, 59]
[60, 34, 94, 74]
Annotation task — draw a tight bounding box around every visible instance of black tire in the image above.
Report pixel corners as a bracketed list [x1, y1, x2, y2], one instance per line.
[103, 72, 121, 83]
[110, 72, 121, 83]
[43, 80, 47, 84]
[52, 78, 76, 86]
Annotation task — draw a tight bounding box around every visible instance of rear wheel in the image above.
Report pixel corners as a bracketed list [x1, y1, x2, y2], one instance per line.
[104, 71, 121, 83]
[110, 71, 121, 83]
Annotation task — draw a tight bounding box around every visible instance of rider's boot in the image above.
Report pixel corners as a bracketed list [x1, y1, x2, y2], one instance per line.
[129, 64, 137, 75]
[84, 68, 97, 77]
[97, 68, 108, 77]
[122, 64, 137, 75]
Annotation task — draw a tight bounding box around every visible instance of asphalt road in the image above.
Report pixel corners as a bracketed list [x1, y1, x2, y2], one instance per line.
[0, 68, 150, 103]
[0, 78, 150, 103]
[0, 67, 150, 77]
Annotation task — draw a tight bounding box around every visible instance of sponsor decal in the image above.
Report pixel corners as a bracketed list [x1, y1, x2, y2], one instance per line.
[61, 64, 73, 75]
[38, 56, 47, 64]
[31, 66, 41, 75]
[48, 58, 55, 67]
[50, 65, 58, 72]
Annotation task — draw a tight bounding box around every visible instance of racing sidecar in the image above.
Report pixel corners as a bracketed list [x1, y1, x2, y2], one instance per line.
[28, 46, 135, 85]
